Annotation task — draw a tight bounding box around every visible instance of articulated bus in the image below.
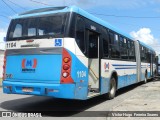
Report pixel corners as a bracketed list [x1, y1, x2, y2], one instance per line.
[158, 54, 160, 75]
[2, 6, 156, 100]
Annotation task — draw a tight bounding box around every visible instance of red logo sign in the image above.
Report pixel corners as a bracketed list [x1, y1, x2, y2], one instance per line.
[22, 59, 37, 72]
[104, 62, 109, 70]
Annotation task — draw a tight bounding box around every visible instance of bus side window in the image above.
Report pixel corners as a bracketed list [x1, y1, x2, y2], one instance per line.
[102, 28, 109, 57]
[88, 31, 98, 58]
[109, 32, 120, 59]
[119, 36, 123, 47]
[140, 45, 145, 62]
[146, 49, 149, 63]
[143, 48, 147, 62]
[129, 41, 136, 61]
[109, 32, 114, 44]
[128, 41, 135, 61]
[154, 54, 156, 64]
[76, 16, 85, 53]
[121, 38, 128, 60]
[119, 36, 128, 60]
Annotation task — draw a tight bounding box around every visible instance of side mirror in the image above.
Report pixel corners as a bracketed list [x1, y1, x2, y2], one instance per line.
[3, 37, 6, 42]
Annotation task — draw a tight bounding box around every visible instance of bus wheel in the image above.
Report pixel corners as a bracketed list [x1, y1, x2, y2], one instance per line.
[108, 77, 116, 99]
[154, 70, 157, 77]
[144, 72, 147, 84]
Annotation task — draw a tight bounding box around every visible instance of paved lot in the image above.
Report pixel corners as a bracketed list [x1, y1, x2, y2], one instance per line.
[0, 78, 160, 120]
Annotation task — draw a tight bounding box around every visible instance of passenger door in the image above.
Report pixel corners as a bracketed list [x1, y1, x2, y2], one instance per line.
[87, 30, 100, 92]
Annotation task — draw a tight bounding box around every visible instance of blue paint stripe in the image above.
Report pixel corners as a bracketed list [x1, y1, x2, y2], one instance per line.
[115, 67, 136, 70]
[115, 66, 146, 69]
[112, 64, 136, 66]
[112, 64, 147, 67]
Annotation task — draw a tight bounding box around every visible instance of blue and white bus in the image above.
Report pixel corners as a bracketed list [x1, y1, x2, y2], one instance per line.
[2, 6, 156, 100]
[157, 54, 160, 75]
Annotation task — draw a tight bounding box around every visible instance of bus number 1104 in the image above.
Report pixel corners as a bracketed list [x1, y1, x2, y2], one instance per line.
[77, 71, 86, 78]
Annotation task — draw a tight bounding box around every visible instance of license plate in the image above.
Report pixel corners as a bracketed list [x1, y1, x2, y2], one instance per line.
[22, 87, 33, 92]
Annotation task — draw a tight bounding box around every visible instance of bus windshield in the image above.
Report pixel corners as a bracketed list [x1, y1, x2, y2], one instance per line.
[7, 15, 65, 41]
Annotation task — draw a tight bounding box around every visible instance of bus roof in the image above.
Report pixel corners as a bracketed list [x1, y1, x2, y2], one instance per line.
[13, 6, 155, 52]
[138, 40, 155, 52]
[14, 6, 133, 40]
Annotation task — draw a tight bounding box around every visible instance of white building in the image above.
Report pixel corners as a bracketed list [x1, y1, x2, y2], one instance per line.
[0, 50, 4, 78]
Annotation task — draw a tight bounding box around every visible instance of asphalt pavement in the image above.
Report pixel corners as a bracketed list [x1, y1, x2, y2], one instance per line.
[0, 78, 160, 120]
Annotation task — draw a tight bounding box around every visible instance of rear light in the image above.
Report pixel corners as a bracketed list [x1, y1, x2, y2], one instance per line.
[63, 64, 70, 70]
[2, 51, 6, 80]
[62, 72, 69, 78]
[63, 57, 70, 63]
[60, 48, 74, 84]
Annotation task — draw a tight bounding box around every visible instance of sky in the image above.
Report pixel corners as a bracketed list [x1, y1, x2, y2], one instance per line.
[0, 0, 160, 53]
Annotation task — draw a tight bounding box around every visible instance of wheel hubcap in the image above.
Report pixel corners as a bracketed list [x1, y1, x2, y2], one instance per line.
[110, 81, 115, 95]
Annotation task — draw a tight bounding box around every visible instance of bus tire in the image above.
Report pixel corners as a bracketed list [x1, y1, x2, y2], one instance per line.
[144, 72, 147, 84]
[107, 77, 116, 99]
[154, 70, 157, 77]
